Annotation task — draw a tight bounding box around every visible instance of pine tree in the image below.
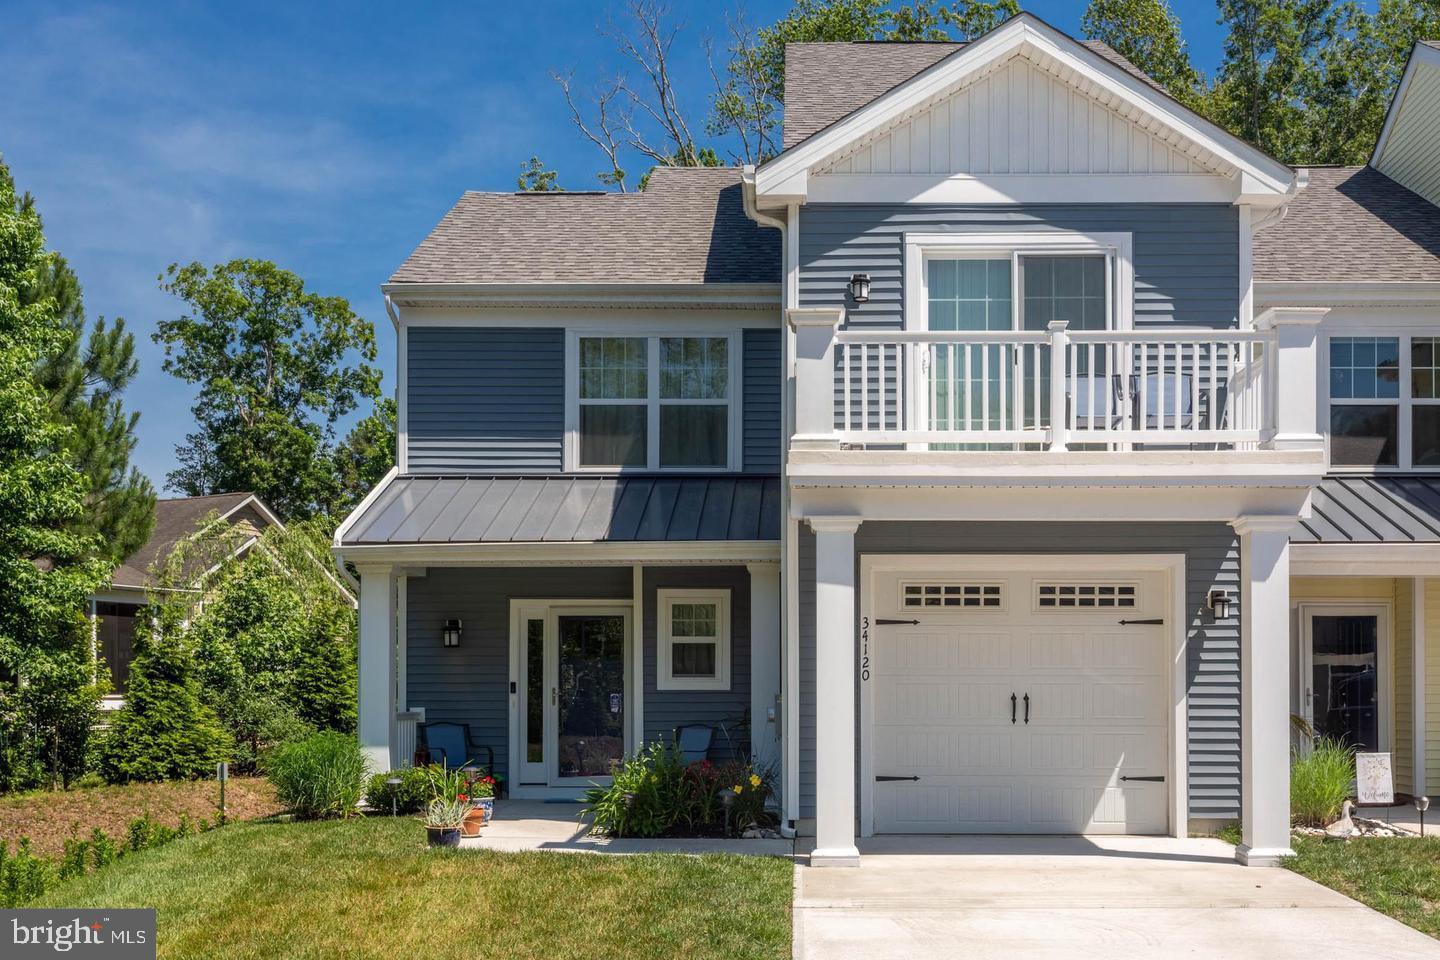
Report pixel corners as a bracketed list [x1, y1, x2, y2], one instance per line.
[0, 156, 110, 789]
[20, 202, 154, 562]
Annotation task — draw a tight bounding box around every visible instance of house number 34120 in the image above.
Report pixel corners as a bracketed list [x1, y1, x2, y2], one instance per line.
[860, 616, 871, 682]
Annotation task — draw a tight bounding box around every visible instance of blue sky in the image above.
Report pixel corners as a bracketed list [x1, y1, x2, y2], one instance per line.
[0, 0, 1238, 490]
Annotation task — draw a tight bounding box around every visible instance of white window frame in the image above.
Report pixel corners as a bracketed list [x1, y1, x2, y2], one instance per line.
[564, 330, 742, 473]
[902, 231, 1135, 334]
[1322, 332, 1440, 472]
[656, 588, 731, 691]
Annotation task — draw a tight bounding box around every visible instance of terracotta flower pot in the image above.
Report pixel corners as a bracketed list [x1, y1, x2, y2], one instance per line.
[461, 806, 486, 837]
[426, 826, 462, 848]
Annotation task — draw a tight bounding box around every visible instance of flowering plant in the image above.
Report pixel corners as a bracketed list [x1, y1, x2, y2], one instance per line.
[464, 772, 497, 799]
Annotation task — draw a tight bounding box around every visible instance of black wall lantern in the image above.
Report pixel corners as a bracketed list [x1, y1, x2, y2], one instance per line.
[1207, 589, 1233, 621]
[442, 618, 463, 648]
[848, 273, 871, 303]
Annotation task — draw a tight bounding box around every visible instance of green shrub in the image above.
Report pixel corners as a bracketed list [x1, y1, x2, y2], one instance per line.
[0, 642, 108, 792]
[97, 638, 232, 783]
[265, 731, 367, 819]
[1292, 737, 1355, 827]
[225, 692, 314, 775]
[364, 767, 432, 815]
[0, 839, 54, 907]
[583, 743, 688, 838]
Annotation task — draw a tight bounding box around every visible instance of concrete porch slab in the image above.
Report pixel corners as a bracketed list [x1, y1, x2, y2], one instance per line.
[458, 800, 795, 857]
[794, 836, 1440, 959]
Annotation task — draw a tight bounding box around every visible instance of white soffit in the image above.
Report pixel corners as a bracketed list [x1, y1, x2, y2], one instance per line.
[755, 14, 1295, 200]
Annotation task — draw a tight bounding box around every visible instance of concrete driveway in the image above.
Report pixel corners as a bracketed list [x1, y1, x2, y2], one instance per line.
[795, 836, 1440, 959]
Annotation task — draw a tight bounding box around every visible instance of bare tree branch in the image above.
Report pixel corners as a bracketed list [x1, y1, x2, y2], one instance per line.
[552, 69, 630, 191]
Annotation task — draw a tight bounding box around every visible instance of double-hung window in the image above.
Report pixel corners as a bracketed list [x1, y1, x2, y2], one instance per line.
[1327, 334, 1440, 469]
[572, 333, 736, 470]
[657, 589, 731, 691]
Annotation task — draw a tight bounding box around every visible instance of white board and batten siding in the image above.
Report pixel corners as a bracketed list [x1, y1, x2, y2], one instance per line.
[818, 57, 1216, 178]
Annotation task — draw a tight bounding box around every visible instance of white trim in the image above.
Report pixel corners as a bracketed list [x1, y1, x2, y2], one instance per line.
[382, 282, 781, 311]
[335, 540, 778, 566]
[399, 307, 780, 329]
[1255, 281, 1440, 310]
[396, 575, 408, 712]
[755, 14, 1293, 202]
[564, 329, 742, 473]
[1372, 42, 1440, 169]
[1292, 543, 1440, 577]
[213, 494, 284, 531]
[1320, 330, 1440, 471]
[656, 588, 733, 691]
[507, 598, 635, 800]
[1416, 578, 1428, 796]
[334, 465, 400, 547]
[807, 173, 1242, 205]
[1297, 601, 1393, 755]
[396, 323, 408, 473]
[856, 552, 1188, 839]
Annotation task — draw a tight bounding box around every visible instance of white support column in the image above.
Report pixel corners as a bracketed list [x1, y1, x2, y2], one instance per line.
[1416, 578, 1428, 798]
[632, 564, 646, 754]
[1254, 307, 1327, 451]
[808, 516, 862, 868]
[1234, 517, 1297, 866]
[355, 563, 397, 774]
[788, 308, 843, 450]
[749, 562, 782, 777]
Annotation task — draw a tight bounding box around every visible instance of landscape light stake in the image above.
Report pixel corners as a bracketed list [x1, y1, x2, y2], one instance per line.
[217, 761, 229, 825]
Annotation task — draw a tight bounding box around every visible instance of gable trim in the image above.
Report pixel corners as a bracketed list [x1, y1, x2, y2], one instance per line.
[756, 13, 1294, 202]
[1373, 41, 1440, 169]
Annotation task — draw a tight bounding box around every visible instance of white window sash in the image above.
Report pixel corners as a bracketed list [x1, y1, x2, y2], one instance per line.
[1326, 334, 1418, 471]
[656, 588, 731, 692]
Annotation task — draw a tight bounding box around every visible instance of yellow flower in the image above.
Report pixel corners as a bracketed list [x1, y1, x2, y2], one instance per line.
[732, 785, 743, 794]
[749, 774, 762, 788]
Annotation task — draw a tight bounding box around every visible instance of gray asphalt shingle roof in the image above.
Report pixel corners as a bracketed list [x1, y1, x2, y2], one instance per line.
[1254, 166, 1440, 283]
[1294, 475, 1440, 543]
[111, 493, 268, 588]
[781, 40, 1165, 149]
[342, 476, 782, 545]
[389, 167, 779, 286]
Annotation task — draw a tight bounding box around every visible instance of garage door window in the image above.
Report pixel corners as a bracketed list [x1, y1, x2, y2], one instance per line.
[1036, 582, 1137, 609]
[901, 582, 1003, 608]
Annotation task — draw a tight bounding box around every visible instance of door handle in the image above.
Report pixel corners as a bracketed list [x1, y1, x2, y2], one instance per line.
[551, 687, 557, 706]
[1023, 693, 1030, 724]
[1010, 693, 1017, 724]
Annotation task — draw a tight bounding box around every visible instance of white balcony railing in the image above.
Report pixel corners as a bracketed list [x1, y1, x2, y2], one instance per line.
[790, 314, 1316, 453]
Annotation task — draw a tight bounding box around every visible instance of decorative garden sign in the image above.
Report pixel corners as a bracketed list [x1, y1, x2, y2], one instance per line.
[1356, 752, 1394, 805]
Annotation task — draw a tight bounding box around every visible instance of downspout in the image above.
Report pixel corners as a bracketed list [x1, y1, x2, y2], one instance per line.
[743, 166, 799, 840]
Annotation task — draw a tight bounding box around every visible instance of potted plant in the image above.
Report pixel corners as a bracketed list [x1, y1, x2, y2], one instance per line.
[466, 772, 497, 829]
[423, 798, 470, 848]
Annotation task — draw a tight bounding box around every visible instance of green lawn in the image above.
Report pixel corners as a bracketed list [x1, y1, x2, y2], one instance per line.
[34, 817, 793, 960]
[1287, 835, 1440, 939]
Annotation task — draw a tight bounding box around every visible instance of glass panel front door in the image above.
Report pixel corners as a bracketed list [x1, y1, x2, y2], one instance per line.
[556, 615, 626, 779]
[1309, 614, 1379, 750]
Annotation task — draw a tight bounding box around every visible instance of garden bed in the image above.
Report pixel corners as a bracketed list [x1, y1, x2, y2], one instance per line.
[0, 777, 280, 858]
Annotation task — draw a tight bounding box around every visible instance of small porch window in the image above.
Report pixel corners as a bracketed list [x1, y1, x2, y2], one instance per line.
[657, 589, 731, 691]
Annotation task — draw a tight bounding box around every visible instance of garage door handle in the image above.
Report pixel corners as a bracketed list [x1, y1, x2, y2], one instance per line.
[876, 775, 921, 782]
[1010, 693, 1017, 724]
[1119, 775, 1165, 782]
[1023, 693, 1030, 724]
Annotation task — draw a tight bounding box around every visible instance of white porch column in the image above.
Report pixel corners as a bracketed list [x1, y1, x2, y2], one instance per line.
[1234, 517, 1297, 866]
[748, 562, 782, 777]
[1415, 578, 1428, 798]
[1255, 307, 1326, 451]
[808, 516, 861, 867]
[355, 563, 397, 774]
[787, 308, 842, 450]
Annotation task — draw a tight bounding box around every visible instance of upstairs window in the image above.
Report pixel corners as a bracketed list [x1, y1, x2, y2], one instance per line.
[1329, 336, 1400, 467]
[570, 333, 737, 471]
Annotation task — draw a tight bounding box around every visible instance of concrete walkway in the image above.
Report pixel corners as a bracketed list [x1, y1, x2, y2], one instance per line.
[458, 800, 794, 857]
[794, 836, 1440, 959]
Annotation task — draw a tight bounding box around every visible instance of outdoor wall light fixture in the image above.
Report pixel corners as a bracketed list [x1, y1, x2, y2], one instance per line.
[848, 273, 871, 303]
[1207, 589, 1233, 621]
[442, 619, 463, 648]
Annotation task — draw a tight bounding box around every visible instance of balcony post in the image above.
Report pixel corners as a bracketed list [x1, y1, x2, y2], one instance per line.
[788, 307, 844, 450]
[1047, 321, 1070, 452]
[1255, 307, 1327, 450]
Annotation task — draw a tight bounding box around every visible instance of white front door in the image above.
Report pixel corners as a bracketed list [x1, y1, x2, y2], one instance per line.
[512, 601, 632, 794]
[870, 567, 1169, 834]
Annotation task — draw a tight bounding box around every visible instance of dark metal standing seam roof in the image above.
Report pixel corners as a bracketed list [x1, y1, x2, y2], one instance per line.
[341, 476, 782, 545]
[1294, 475, 1440, 543]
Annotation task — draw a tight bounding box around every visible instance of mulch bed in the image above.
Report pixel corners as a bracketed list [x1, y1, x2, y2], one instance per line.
[0, 777, 282, 858]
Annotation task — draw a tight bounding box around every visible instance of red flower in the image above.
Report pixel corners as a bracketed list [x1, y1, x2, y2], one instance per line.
[457, 794, 468, 802]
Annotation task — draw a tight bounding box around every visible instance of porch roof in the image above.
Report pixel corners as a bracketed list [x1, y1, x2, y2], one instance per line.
[1294, 475, 1440, 543]
[339, 475, 781, 546]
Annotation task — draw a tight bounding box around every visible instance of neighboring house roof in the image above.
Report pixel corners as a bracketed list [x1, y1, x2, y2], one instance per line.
[340, 476, 781, 545]
[1294, 476, 1440, 544]
[1253, 166, 1440, 283]
[782, 39, 1163, 149]
[109, 493, 281, 590]
[388, 167, 780, 286]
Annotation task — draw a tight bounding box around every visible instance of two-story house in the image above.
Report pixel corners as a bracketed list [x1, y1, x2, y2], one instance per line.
[334, 13, 1440, 869]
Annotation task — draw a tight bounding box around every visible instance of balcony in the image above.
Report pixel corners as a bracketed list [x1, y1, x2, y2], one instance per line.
[787, 307, 1328, 491]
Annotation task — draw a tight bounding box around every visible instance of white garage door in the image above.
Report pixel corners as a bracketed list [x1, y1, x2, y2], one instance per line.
[870, 565, 1169, 835]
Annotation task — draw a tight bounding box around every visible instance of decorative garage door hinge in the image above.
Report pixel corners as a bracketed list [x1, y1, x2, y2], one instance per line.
[1117, 618, 1164, 625]
[1119, 775, 1165, 782]
[875, 775, 921, 782]
[875, 618, 921, 625]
